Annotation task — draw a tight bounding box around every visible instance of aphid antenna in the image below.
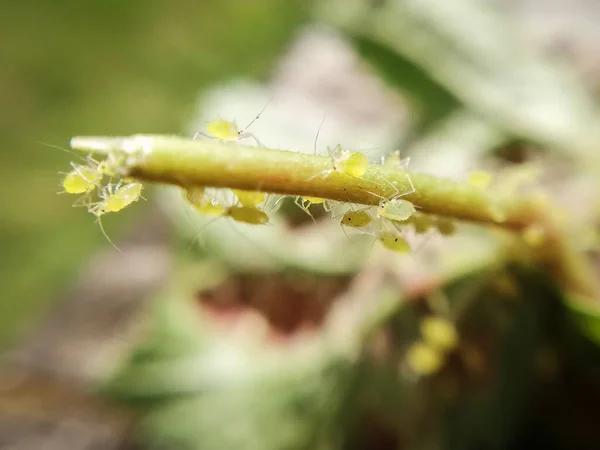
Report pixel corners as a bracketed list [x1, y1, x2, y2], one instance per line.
[95, 214, 121, 252]
[313, 112, 327, 156]
[239, 97, 273, 134]
[38, 140, 88, 164]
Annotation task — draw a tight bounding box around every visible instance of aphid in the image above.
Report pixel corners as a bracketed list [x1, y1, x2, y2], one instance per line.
[232, 189, 265, 208]
[89, 181, 144, 215]
[405, 341, 445, 376]
[331, 146, 369, 177]
[193, 100, 271, 147]
[88, 181, 144, 249]
[378, 232, 410, 254]
[370, 158, 417, 224]
[312, 144, 369, 179]
[420, 316, 459, 352]
[377, 198, 417, 223]
[294, 196, 330, 223]
[225, 206, 269, 225]
[62, 162, 103, 195]
[341, 209, 372, 228]
[185, 187, 227, 217]
[468, 170, 493, 189]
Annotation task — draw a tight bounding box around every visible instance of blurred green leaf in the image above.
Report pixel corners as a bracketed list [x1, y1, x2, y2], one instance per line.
[0, 0, 309, 347]
[320, 0, 600, 161]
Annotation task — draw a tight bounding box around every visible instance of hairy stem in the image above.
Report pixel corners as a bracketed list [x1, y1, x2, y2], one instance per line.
[70, 135, 600, 300]
[72, 135, 542, 228]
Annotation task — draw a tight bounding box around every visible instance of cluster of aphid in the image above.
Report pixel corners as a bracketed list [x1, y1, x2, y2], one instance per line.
[60, 153, 144, 247]
[60, 104, 466, 253]
[187, 107, 457, 254]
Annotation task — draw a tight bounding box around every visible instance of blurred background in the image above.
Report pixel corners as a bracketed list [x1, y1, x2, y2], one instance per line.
[2, 0, 600, 449]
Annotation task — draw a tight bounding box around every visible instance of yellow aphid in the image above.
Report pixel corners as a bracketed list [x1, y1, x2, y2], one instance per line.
[341, 210, 372, 228]
[420, 316, 459, 352]
[226, 206, 269, 225]
[522, 224, 545, 247]
[207, 120, 240, 140]
[329, 145, 368, 177]
[88, 181, 144, 250]
[435, 218, 457, 236]
[468, 170, 493, 189]
[90, 182, 144, 215]
[185, 187, 227, 217]
[377, 198, 416, 223]
[194, 100, 270, 147]
[379, 232, 410, 253]
[62, 163, 103, 194]
[405, 341, 445, 376]
[303, 196, 326, 205]
[336, 151, 369, 177]
[232, 189, 265, 208]
[294, 196, 329, 222]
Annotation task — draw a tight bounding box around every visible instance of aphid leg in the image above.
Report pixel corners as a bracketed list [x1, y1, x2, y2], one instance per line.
[238, 132, 265, 148]
[193, 131, 212, 140]
[380, 173, 415, 199]
[294, 196, 317, 223]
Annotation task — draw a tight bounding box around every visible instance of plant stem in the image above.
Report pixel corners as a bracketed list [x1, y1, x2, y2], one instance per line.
[71, 135, 543, 229]
[70, 135, 600, 300]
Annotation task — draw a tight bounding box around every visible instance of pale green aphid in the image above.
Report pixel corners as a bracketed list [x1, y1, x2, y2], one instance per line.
[374, 151, 417, 223]
[377, 198, 417, 223]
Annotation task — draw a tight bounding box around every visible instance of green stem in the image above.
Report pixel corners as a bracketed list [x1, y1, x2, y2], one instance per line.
[72, 135, 542, 229]
[70, 135, 600, 300]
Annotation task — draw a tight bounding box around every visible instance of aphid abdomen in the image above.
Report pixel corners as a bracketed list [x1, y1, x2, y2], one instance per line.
[379, 232, 410, 253]
[378, 198, 416, 222]
[232, 189, 265, 208]
[227, 206, 269, 225]
[62, 164, 103, 194]
[207, 120, 240, 140]
[119, 182, 143, 203]
[341, 210, 372, 228]
[338, 152, 368, 178]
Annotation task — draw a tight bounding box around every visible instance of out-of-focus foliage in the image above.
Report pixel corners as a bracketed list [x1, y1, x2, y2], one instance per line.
[5, 0, 600, 449]
[0, 0, 309, 347]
